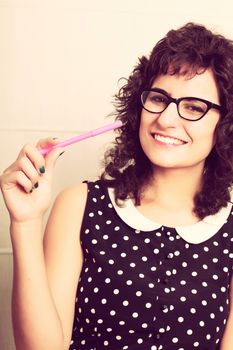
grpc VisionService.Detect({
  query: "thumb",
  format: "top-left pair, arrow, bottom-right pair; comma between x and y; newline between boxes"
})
44,147 -> 64,174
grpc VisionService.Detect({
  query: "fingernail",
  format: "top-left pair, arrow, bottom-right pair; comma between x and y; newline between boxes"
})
29,188 -> 33,193
59,151 -> 65,157
39,166 -> 45,174
34,182 -> 39,189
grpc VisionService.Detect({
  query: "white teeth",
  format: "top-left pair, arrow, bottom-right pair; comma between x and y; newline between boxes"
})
154,134 -> 185,145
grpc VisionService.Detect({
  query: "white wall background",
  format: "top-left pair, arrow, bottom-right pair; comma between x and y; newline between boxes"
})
1,1 -> 233,348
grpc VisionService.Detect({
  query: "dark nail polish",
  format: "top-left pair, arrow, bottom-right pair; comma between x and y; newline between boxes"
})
34,182 -> 39,189
29,188 -> 33,193
39,166 -> 45,174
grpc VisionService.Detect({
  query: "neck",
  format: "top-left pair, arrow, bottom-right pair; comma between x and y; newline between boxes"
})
142,166 -> 203,211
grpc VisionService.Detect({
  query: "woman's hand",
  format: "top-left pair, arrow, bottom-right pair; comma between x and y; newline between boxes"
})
0,138 -> 62,223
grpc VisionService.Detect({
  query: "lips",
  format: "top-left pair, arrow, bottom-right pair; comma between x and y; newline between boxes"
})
152,133 -> 187,145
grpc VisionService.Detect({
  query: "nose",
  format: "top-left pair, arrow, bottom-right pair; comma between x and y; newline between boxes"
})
156,101 -> 181,128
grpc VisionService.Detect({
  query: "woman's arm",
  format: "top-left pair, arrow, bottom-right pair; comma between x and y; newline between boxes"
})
220,276 -> 233,349
0,140 -> 87,350
43,183 -> 87,348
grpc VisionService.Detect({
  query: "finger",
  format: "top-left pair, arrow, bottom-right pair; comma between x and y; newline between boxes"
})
2,170 -> 33,194
18,144 -> 46,175
18,156 -> 41,187
16,171 -> 34,193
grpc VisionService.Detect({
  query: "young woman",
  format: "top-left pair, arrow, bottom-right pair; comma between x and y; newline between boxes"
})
1,22 -> 233,350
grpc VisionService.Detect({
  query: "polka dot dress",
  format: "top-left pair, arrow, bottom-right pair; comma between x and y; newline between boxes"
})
69,181 -> 233,350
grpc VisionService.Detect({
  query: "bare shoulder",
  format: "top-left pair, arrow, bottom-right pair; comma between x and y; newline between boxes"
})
44,181 -> 88,253
54,182 -> 88,212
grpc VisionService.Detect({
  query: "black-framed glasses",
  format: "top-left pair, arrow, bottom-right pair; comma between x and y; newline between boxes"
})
141,88 -> 222,121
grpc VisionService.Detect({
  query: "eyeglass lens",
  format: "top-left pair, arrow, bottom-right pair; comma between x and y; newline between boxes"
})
141,91 -> 209,120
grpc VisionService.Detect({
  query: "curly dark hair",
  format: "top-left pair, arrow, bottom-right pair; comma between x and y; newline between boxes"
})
100,22 -> 233,219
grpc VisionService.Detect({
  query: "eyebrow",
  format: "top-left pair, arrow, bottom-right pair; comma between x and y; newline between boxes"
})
150,87 -> 171,96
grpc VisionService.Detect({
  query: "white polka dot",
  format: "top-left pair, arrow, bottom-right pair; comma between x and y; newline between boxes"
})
187,329 -> 193,335
145,302 -> 152,308
132,312 -> 139,318
142,323 -> 148,328
172,337 -> 178,343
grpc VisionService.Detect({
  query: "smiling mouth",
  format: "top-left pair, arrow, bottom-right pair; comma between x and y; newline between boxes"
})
153,133 -> 187,145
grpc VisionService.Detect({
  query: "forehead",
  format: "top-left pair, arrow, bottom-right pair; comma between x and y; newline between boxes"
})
151,69 -> 220,103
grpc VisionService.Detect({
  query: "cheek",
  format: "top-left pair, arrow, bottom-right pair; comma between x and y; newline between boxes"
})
188,117 -> 219,145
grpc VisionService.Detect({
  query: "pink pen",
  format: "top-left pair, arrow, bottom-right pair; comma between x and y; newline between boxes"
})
40,120 -> 123,156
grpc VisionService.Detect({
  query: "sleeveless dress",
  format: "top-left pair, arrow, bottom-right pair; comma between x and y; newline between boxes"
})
69,180 -> 233,350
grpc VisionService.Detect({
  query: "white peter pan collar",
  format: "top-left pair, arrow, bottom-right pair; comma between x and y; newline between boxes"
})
108,188 -> 233,244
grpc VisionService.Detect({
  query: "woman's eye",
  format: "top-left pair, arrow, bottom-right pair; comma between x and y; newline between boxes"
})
150,94 -> 167,103
183,102 -> 205,114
